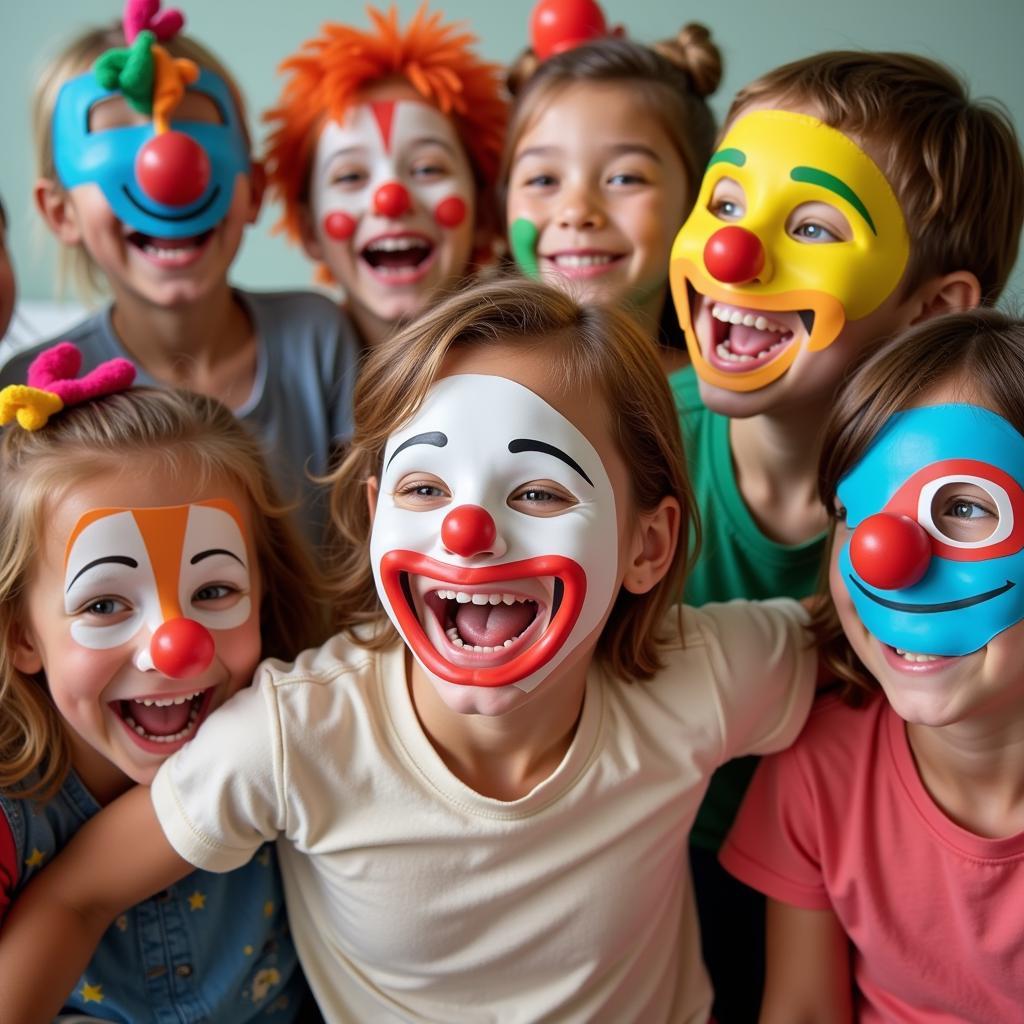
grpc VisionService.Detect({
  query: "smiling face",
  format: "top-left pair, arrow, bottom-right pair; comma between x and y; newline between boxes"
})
305,84 -> 477,341
15,469 -> 261,797
370,368 -> 621,709
670,108 -> 910,401
832,400 -> 1024,726
507,82 -> 689,323
51,67 -> 254,304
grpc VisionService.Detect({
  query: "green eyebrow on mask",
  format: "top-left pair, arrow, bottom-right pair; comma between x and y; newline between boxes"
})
707,148 -> 746,170
510,218 -> 540,279
790,166 -> 877,234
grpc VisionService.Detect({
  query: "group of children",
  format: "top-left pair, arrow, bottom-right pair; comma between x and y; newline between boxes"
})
0,0 -> 1021,1021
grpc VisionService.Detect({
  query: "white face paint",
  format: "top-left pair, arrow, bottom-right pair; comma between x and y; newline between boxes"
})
64,501 -> 252,661
370,374 -> 619,694
309,99 -> 476,320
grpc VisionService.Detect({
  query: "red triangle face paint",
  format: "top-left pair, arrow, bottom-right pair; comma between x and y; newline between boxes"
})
370,100 -> 397,154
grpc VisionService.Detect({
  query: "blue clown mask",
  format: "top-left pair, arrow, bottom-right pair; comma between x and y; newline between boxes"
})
52,67 -> 250,239
837,404 -> 1024,657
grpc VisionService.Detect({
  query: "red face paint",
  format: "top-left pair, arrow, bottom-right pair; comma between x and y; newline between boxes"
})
323,211 -> 356,241
434,195 -> 467,229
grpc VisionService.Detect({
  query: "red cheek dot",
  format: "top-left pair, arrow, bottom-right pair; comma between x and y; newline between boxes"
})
135,131 -> 211,207
150,618 -> 215,679
434,196 -> 467,229
323,211 -> 356,241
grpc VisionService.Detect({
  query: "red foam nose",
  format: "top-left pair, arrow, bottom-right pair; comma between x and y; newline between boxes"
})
849,513 -> 932,590
442,504 -> 497,557
135,131 -> 211,207
530,0 -> 608,60
703,226 -> 765,284
150,617 -> 215,679
374,182 -> 411,219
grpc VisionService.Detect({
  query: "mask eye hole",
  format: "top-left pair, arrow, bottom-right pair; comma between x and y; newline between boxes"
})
920,476 -> 1011,547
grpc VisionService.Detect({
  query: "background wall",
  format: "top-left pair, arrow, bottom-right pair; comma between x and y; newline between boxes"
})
2,0 -> 1022,327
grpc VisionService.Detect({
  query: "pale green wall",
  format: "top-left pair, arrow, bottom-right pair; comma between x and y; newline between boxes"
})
2,0 -> 1022,306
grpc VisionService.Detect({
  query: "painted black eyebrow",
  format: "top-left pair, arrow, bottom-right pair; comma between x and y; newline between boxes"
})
386,431 -> 448,470
190,548 -> 246,567
66,555 -> 138,592
508,439 -> 593,487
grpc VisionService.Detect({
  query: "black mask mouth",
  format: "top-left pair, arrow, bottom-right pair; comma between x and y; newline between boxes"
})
849,574 -> 1015,613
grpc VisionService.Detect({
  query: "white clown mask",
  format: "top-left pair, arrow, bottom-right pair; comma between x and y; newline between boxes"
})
310,98 -> 475,270
370,374 -> 620,693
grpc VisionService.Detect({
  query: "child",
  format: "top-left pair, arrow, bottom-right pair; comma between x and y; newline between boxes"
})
0,278 -> 816,1024
722,309 -> 1024,1022
0,344 -> 329,1019
264,5 -> 507,350
0,197 -> 15,342
0,1 -> 360,548
667,51 -> 1024,1019
503,9 -> 721,370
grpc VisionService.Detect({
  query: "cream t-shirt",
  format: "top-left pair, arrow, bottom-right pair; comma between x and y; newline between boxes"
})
152,599 -> 815,1023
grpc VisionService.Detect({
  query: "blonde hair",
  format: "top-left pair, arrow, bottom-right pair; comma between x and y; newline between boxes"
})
0,387 -> 329,801
502,27 -> 722,214
726,52 -> 1024,303
32,21 -> 251,299
328,277 -> 697,681
813,309 -> 1024,703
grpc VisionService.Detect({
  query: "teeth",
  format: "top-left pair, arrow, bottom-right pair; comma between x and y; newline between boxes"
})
135,691 -> 202,708
711,303 -> 787,333
436,590 -> 532,606
894,649 -> 942,663
142,243 -> 198,260
552,253 -> 615,268
122,702 -> 201,743
366,237 -> 428,253
471,593 -> 490,605
455,592 -> 472,604
715,338 -> 787,364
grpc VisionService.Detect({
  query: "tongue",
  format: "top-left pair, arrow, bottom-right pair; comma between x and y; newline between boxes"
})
455,602 -> 536,647
727,323 -> 790,357
126,699 -> 193,737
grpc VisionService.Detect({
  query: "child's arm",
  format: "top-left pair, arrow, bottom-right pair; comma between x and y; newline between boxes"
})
0,786 -> 192,1024
759,899 -> 853,1024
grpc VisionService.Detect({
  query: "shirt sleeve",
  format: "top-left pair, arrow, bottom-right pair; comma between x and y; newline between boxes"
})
719,742 -> 832,910
150,666 -> 286,874
0,807 -> 18,924
694,598 -> 816,761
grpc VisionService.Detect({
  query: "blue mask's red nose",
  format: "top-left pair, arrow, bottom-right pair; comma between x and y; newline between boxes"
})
849,512 -> 932,590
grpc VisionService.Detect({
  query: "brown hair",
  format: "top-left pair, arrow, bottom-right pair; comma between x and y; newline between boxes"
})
726,52 -> 1024,304
502,27 -> 722,213
328,277 -> 698,681
32,22 -> 250,298
814,308 -> 1024,702
0,387 -> 330,801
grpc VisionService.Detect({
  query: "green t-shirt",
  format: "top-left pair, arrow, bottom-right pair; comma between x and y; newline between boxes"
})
670,364 -> 826,850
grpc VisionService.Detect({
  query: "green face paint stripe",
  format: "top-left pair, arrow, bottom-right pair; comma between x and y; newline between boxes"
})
510,217 -> 540,279
707,148 -> 745,170
790,166 -> 877,235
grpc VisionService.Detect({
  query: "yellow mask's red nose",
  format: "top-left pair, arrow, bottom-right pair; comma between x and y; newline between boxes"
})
703,226 -> 765,285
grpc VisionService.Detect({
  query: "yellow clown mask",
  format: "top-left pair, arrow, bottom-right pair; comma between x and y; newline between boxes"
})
670,110 -> 910,392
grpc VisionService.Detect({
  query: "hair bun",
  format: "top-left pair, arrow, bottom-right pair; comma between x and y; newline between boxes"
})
653,22 -> 722,98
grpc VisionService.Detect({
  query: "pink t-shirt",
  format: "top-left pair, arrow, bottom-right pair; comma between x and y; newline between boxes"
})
721,694 -> 1024,1023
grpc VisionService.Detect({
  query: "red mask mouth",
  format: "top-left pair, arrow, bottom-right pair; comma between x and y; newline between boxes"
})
378,550 -> 587,687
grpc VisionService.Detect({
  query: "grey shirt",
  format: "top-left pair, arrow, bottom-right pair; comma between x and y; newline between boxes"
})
0,289 -> 360,549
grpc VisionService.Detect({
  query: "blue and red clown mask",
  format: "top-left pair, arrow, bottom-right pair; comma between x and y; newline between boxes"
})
837,404 -> 1024,657
52,6 -> 249,240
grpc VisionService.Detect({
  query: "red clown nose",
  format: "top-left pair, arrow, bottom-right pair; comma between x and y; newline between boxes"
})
150,617 -> 215,679
135,131 -> 211,207
703,226 -> 765,284
374,182 -> 411,218
442,505 -> 497,557
849,513 -> 932,590
530,0 -> 608,60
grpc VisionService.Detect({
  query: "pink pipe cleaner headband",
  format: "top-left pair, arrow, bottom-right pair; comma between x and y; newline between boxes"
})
0,343 -> 136,431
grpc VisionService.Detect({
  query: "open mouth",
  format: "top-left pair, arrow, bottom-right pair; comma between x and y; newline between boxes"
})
126,228 -> 214,268
695,287 -> 813,373
849,574 -> 1015,613
361,234 -> 435,281
379,551 -> 585,687
541,250 -> 625,279
112,686 -> 215,752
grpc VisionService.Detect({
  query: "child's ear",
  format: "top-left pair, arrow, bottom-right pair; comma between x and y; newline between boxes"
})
908,270 -> 983,324
298,203 -> 325,263
622,496 -> 680,595
34,178 -> 82,245
366,475 -> 380,520
246,160 -> 266,225
10,623 -> 43,676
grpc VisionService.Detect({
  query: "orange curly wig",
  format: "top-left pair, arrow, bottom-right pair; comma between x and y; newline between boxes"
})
264,4 -> 508,246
